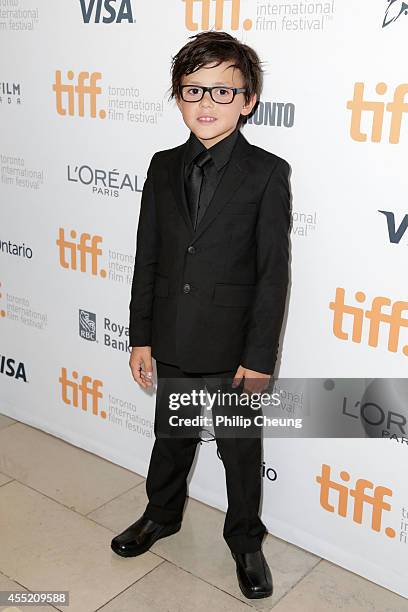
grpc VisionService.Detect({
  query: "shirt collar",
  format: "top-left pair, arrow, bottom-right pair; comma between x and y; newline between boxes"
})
184,127 -> 240,171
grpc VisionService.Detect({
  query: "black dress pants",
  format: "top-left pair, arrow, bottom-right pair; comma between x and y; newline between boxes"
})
143,359 -> 267,553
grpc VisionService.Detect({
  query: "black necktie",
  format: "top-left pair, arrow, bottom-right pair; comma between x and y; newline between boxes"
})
186,149 -> 212,230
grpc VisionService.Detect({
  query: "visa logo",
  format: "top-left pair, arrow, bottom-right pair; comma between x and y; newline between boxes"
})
79,0 -> 135,24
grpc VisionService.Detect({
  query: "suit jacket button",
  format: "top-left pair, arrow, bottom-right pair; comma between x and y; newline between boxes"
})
183,283 -> 191,293
187,245 -> 195,254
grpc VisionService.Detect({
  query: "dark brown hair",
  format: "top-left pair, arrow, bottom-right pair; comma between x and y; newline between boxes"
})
167,30 -> 264,129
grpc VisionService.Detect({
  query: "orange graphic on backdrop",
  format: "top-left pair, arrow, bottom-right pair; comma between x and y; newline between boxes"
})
52,70 -> 106,119
316,464 -> 395,537
56,228 -> 106,277
347,82 -> 408,144
59,367 -> 105,419
329,287 -> 408,356
183,0 -> 252,31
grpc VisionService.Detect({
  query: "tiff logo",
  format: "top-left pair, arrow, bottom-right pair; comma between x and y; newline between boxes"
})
379,210 -> 408,244
383,0 -> 408,27
184,0 -> 252,31
329,287 -> 408,357
56,228 -> 107,278
316,464 -> 395,537
79,0 -> 135,23
347,82 -> 408,144
52,71 -> 106,119
59,367 -> 105,418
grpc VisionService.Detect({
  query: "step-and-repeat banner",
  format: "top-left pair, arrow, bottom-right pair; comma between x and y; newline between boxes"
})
1,0 -> 407,599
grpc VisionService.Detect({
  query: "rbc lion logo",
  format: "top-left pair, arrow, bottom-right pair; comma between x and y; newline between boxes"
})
79,309 -> 96,341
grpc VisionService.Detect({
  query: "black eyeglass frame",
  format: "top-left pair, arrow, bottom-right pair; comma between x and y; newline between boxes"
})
179,85 -> 247,104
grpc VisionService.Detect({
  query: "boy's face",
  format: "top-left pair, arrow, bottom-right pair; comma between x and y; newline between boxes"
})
175,60 -> 257,148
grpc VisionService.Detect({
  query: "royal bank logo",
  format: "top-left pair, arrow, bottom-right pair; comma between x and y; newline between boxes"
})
79,309 -> 96,341
316,464 -> 395,539
383,0 -> 408,27
78,309 -> 131,351
79,0 -> 136,23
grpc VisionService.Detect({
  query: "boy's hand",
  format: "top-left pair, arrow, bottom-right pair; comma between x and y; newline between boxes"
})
232,365 -> 270,394
129,346 -> 154,389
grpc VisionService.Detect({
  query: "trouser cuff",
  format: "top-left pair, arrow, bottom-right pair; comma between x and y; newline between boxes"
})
224,532 -> 266,553
143,503 -> 183,526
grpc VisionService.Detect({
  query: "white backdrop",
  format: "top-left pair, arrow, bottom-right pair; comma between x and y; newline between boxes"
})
1,0 -> 407,599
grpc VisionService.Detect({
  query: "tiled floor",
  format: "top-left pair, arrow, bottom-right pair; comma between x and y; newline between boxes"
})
0,415 -> 407,612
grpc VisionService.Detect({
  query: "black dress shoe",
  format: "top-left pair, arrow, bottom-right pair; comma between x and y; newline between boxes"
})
111,514 -> 181,557
232,550 -> 273,599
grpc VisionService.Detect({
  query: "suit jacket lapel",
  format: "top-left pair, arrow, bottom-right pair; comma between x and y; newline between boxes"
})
168,141 -> 193,233
167,130 -> 253,243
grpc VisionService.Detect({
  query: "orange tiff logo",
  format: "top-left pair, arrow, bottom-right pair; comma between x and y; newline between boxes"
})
316,464 -> 395,537
59,367 -> 105,419
183,0 -> 252,31
347,82 -> 408,144
52,70 -> 106,119
329,287 -> 408,357
56,228 -> 107,278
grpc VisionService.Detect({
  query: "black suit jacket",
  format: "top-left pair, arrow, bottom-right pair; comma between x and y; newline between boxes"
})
129,129 -> 291,375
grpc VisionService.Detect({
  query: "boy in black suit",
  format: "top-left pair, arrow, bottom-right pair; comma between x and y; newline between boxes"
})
111,31 -> 291,600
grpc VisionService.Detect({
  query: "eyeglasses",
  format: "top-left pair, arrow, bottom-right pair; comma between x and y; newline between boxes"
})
179,85 -> 247,104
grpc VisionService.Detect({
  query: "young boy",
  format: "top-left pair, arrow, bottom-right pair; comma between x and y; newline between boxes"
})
111,30 -> 291,600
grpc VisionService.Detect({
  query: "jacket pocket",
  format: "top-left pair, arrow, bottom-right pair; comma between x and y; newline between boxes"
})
213,283 -> 256,307
222,201 -> 258,215
154,275 -> 169,297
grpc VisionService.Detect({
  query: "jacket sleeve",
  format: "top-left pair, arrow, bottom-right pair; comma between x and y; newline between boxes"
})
240,158 -> 291,375
128,153 -> 158,347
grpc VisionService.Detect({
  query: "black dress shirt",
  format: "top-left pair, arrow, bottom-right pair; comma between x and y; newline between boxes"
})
184,127 -> 240,228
